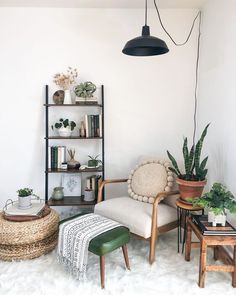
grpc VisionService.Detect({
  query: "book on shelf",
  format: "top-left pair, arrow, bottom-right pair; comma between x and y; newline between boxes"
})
191,215 -> 236,236
86,175 -> 102,199
49,146 -> 66,169
84,114 -> 102,138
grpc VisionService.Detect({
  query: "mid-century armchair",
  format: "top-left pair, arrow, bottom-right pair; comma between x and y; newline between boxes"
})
95,159 -> 179,264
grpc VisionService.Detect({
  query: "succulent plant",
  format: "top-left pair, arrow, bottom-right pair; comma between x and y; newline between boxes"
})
74,81 -> 96,98
17,188 -> 33,197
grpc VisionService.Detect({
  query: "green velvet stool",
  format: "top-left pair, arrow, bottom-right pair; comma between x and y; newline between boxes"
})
60,213 -> 130,289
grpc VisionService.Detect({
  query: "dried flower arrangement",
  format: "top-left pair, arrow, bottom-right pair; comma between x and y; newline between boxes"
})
53,67 -> 78,90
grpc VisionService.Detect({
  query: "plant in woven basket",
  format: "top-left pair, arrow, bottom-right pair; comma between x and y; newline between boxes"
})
53,67 -> 78,90
74,81 -> 96,99
166,124 -> 210,203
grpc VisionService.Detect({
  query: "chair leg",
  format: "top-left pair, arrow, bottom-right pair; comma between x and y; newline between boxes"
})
100,256 -> 105,289
122,244 -> 130,270
149,228 -> 158,265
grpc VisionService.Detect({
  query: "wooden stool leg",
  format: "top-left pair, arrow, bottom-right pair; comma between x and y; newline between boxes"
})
213,246 -> 219,261
185,219 -> 192,261
122,244 -> 130,270
233,246 -> 236,287
100,256 -> 105,289
198,241 -> 207,288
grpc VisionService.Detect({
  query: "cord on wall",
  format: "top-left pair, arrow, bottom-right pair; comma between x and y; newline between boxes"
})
153,0 -> 202,146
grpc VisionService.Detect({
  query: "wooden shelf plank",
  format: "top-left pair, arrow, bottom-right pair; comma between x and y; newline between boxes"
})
46,136 -> 103,139
46,167 -> 103,173
48,196 -> 96,207
44,103 -> 102,107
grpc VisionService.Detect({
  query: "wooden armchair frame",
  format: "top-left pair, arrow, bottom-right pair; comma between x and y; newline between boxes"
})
97,179 -> 179,264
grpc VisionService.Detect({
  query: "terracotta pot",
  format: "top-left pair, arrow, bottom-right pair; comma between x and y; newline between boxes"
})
176,178 -> 207,203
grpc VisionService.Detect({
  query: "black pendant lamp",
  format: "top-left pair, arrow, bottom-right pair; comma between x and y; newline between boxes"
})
122,0 -> 169,56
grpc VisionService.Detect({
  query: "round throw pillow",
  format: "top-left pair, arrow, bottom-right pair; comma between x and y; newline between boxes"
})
127,160 -> 174,203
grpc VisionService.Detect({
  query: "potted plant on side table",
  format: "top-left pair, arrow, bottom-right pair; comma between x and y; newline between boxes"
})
17,188 -> 37,209
193,182 -> 236,226
167,124 -> 210,203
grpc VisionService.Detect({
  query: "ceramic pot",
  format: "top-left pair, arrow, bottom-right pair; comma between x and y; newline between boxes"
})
58,127 -> 72,137
63,89 -> 72,104
208,211 -> 226,226
84,189 -> 95,202
176,178 -> 207,203
53,90 -> 64,104
51,187 -> 64,200
88,159 -> 99,168
18,195 -> 32,209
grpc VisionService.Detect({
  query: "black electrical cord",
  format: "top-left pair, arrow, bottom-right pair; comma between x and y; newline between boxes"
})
153,0 -> 201,146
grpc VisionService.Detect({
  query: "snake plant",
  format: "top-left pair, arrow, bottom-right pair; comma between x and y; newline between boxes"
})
74,81 -> 96,98
167,124 -> 210,181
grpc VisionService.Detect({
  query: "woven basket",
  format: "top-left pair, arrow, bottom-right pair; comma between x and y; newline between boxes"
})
0,231 -> 58,261
0,209 -> 59,261
0,209 -> 59,245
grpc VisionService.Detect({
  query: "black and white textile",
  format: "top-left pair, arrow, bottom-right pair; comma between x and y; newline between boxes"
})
57,213 -> 121,280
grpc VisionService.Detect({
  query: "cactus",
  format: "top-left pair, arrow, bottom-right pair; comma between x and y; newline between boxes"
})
167,124 -> 210,181
74,81 -> 96,98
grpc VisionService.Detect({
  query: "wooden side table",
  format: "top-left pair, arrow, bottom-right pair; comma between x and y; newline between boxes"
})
185,217 -> 236,288
176,199 -> 204,253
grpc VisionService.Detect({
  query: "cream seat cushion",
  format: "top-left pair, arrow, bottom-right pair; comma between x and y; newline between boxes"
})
94,197 -> 177,239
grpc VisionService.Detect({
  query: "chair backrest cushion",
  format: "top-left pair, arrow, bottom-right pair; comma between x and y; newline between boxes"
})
127,160 -> 174,203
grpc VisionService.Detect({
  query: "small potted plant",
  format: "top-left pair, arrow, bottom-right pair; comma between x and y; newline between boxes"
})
88,155 -> 102,168
74,81 -> 96,103
53,67 -> 78,104
17,188 -> 35,209
193,183 -> 236,226
52,118 -> 76,137
167,124 -> 210,203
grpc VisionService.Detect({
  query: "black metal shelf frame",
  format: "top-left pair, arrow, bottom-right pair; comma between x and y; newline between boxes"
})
44,85 -> 105,205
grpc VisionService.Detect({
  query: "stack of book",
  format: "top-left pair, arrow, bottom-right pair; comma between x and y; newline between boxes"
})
192,215 -> 236,236
86,175 -> 102,198
48,146 -> 66,169
84,114 -> 102,137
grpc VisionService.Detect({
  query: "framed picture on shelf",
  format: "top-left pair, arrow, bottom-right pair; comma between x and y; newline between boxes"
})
61,174 -> 81,197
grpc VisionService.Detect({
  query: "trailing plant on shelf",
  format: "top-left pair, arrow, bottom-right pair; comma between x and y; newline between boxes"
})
167,124 -> 210,202
74,81 -> 96,99
192,183 -> 236,226
53,67 -> 78,90
88,155 -> 102,168
51,118 -> 76,137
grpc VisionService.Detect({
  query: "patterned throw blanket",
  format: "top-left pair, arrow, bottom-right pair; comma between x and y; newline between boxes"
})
57,213 -> 121,280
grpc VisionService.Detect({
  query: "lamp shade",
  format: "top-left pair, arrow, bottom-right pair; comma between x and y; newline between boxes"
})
122,25 -> 169,57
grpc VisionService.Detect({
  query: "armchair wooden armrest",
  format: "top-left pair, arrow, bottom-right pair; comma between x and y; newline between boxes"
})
97,179 -> 128,203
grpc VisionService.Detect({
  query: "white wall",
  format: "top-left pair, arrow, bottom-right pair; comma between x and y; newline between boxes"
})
0,7 -> 199,208
199,0 -> 236,224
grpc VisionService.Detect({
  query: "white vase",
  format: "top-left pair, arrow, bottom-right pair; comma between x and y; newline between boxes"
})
208,211 -> 226,226
64,89 -> 72,104
18,195 -> 32,209
58,127 -> 72,137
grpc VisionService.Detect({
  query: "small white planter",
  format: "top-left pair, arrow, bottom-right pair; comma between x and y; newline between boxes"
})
63,89 -> 72,104
18,195 -> 32,209
84,190 -> 95,202
58,127 -> 72,137
208,211 -> 226,226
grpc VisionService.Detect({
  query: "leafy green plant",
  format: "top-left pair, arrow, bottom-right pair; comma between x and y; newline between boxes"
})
192,183 -> 236,215
167,124 -> 210,181
74,81 -> 96,98
51,118 -> 76,131
17,188 -> 33,197
88,155 -> 102,167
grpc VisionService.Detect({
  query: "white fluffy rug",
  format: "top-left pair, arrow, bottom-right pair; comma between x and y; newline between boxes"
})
0,230 -> 235,295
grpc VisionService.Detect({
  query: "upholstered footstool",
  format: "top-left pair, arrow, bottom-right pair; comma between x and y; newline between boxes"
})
60,214 -> 130,289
